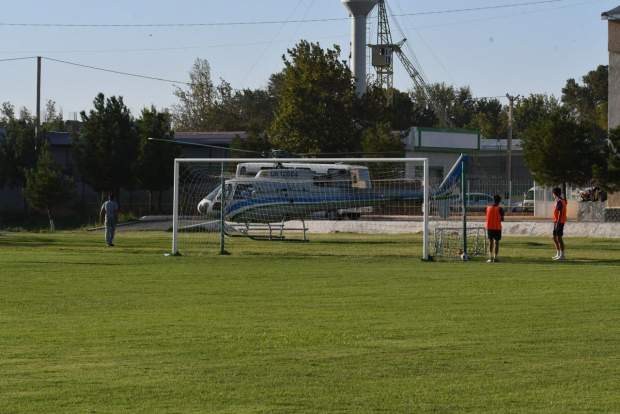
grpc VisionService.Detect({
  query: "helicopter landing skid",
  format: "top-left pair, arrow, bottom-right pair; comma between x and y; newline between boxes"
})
222,219 -> 308,242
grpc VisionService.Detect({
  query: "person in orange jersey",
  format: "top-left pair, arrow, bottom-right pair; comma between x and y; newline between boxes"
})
485,195 -> 505,263
552,187 -> 567,261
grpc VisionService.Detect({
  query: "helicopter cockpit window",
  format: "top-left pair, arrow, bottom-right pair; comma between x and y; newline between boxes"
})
327,169 -> 351,188
206,185 -> 221,201
217,184 -> 233,200
352,169 -> 370,189
234,184 -> 254,199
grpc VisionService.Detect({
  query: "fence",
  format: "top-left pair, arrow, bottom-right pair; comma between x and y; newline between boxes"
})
466,179 -> 534,216
3,179 -> 582,220
0,183 -> 175,217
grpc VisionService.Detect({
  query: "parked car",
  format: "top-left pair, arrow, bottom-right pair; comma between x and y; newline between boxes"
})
513,187 -> 534,212
452,193 -> 506,212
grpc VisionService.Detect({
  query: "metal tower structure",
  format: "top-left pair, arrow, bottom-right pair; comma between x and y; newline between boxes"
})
368,0 -> 455,128
371,0 -> 394,104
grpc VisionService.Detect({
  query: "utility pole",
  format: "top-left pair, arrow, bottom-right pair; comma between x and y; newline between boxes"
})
35,56 -> 41,145
506,93 -> 520,201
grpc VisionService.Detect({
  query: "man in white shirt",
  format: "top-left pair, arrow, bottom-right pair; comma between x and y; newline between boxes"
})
100,193 -> 119,246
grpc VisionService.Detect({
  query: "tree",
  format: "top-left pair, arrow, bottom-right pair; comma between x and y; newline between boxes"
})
2,116 -> 39,189
562,65 -> 608,130
233,88 -> 278,132
0,140 -> 7,188
391,89 -> 415,131
409,84 -> 443,128
267,71 -> 286,105
0,111 -> 39,216
360,123 -> 405,155
408,84 -> 478,129
135,106 -> 181,214
594,126 -> 620,193
358,85 -> 394,130
72,93 -> 139,202
467,98 -> 507,139
512,94 -> 560,139
173,59 -> 285,133
23,142 -> 76,228
172,58 -> 245,131
230,125 -> 271,157
1,102 -> 15,123
41,100 -> 66,132
268,41 -> 359,154
521,107 -> 604,190
172,58 -> 216,131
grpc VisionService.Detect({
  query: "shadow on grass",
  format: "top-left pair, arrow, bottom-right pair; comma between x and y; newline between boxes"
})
484,257 -> 620,267
14,261 -> 126,266
0,237 -> 57,245
309,240 -> 406,245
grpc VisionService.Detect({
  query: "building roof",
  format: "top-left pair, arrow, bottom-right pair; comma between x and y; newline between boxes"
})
602,6 -> 620,20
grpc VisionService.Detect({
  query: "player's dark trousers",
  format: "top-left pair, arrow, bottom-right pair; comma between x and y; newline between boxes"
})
105,218 -> 117,245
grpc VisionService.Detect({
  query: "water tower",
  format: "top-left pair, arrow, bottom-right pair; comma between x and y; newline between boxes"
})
342,0 -> 378,94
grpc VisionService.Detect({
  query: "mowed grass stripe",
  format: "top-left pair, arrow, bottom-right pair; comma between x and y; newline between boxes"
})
1,232 -> 619,412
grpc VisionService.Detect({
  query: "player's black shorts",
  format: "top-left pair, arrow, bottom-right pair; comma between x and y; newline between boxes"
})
487,230 -> 502,241
553,223 -> 564,237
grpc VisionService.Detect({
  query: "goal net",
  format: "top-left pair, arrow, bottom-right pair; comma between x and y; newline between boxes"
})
432,227 -> 487,262
172,157 -> 465,260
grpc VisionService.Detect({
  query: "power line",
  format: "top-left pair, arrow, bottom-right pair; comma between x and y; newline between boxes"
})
0,0 -> 599,56
0,56 -> 37,62
238,0 -> 306,88
271,0 -> 318,75
0,54 -> 510,100
0,35 -> 351,55
412,0 -> 606,30
391,0 -> 456,86
0,1 -> 565,28
42,57 -> 190,85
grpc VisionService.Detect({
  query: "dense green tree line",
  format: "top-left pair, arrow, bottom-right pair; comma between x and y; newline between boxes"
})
0,97 -> 180,226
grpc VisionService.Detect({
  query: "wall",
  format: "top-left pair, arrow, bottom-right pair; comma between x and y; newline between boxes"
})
578,202 -> 606,222
608,20 -> 620,207
610,52 -> 620,130
605,208 -> 620,222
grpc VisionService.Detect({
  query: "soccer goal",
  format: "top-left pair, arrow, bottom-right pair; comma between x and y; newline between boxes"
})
433,227 -> 487,261
172,157 -> 461,260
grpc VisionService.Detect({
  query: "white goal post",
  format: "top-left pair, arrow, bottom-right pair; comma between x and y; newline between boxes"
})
172,157 -> 431,260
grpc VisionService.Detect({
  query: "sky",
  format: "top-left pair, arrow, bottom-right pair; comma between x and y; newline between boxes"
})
0,0 -> 617,119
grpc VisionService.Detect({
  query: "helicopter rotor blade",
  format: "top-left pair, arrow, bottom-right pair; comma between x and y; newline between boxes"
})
147,137 -> 265,155
295,150 -> 405,156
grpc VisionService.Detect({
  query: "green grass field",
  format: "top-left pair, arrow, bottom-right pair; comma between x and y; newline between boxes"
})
1,231 -> 620,412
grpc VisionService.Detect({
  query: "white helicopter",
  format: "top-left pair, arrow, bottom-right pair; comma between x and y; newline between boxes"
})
196,154 -> 468,224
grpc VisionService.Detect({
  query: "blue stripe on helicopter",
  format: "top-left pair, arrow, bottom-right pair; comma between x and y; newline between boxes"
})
225,193 -> 422,214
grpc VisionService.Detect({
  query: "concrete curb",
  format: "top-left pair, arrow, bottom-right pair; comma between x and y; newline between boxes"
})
287,220 -> 620,238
